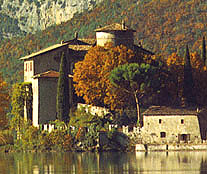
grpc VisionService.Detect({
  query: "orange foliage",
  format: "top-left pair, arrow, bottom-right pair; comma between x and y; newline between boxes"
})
166,51 -> 207,106
0,75 -> 9,129
73,44 -> 136,110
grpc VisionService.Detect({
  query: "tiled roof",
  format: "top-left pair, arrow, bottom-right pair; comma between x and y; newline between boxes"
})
20,38 -> 95,60
95,23 -> 136,32
67,38 -> 95,51
33,70 -> 73,79
68,44 -> 93,51
20,43 -> 69,60
143,106 -> 198,116
65,38 -> 95,45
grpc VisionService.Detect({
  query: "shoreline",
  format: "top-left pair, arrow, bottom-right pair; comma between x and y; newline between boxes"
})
135,143 -> 207,152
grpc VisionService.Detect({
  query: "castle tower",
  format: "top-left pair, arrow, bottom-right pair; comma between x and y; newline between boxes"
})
95,21 -> 135,48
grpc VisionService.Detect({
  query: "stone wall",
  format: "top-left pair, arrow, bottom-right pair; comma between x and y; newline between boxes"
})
141,115 -> 201,144
136,143 -> 207,151
96,31 -> 134,47
77,103 -> 110,116
32,78 -> 39,127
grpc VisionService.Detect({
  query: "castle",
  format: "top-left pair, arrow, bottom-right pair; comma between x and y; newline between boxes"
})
20,22 -> 153,127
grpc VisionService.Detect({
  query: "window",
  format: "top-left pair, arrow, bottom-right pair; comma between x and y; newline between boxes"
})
25,63 -> 27,72
160,132 -> 166,138
159,119 -> 162,124
178,134 -> 190,142
181,119 -> 184,124
30,62 -> 32,71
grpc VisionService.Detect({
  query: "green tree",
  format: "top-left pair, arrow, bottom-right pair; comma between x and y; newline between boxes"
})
183,45 -> 196,106
109,63 -> 161,127
10,82 -> 32,132
11,82 -> 32,119
202,36 -> 207,66
56,52 -> 69,123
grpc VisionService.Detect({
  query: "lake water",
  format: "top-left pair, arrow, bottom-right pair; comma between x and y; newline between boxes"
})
0,151 -> 207,174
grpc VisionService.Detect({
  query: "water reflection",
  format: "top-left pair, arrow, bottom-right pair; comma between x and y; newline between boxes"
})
1,151 -> 207,173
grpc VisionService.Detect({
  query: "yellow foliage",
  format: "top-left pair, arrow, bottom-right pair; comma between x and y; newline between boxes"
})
190,52 -> 204,70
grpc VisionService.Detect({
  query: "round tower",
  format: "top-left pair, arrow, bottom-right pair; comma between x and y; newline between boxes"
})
95,21 -> 135,48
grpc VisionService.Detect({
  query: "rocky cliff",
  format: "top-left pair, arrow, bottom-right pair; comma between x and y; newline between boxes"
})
0,0 -> 102,34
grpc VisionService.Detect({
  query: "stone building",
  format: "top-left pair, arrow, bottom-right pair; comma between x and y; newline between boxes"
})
20,22 -> 153,127
141,106 -> 207,144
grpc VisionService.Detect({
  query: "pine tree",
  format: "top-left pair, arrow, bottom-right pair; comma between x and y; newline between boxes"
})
56,52 -> 70,123
183,45 -> 196,106
202,36 -> 207,66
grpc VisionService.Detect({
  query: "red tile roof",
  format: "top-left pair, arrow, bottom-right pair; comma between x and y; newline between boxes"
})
95,23 -> 135,32
33,70 -> 73,79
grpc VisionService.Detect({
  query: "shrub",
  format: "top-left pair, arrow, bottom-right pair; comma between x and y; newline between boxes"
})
0,130 -> 14,146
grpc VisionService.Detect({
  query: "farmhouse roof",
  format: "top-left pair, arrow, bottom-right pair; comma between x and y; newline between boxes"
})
33,70 -> 73,79
143,106 -> 198,116
20,43 -> 69,60
95,23 -> 136,32
20,38 -> 95,60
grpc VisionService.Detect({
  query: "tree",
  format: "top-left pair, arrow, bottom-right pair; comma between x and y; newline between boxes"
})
73,44 -> 136,110
0,75 -> 9,129
11,82 -> 32,131
202,36 -> 207,66
166,49 -> 207,107
56,52 -> 69,123
109,63 -> 161,127
183,45 -> 196,106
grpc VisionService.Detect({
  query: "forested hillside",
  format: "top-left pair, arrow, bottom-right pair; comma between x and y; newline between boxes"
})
0,0 -> 207,87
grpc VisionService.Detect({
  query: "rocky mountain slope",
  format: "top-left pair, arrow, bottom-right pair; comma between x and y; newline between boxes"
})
0,0 -> 102,36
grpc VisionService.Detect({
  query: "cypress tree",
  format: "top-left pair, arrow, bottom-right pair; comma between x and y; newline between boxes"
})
183,45 -> 196,106
56,52 -> 70,123
202,36 -> 207,66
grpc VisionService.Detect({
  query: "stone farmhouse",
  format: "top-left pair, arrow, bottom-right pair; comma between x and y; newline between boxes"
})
20,22 -> 153,127
141,106 -> 207,144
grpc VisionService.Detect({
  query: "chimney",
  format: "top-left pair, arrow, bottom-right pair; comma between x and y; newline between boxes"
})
138,42 -> 142,48
61,40 -> 64,44
122,20 -> 126,30
75,31 -> 78,39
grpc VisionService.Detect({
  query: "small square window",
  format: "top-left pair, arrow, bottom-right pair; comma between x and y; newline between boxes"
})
160,132 -> 166,138
159,119 -> 162,124
181,119 -> 184,124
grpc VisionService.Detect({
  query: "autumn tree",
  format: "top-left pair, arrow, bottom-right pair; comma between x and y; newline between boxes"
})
190,52 -> 207,106
56,52 -> 69,123
165,53 -> 184,105
73,44 -> 137,110
0,75 -> 9,129
166,48 -> 207,107
109,63 -> 161,127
